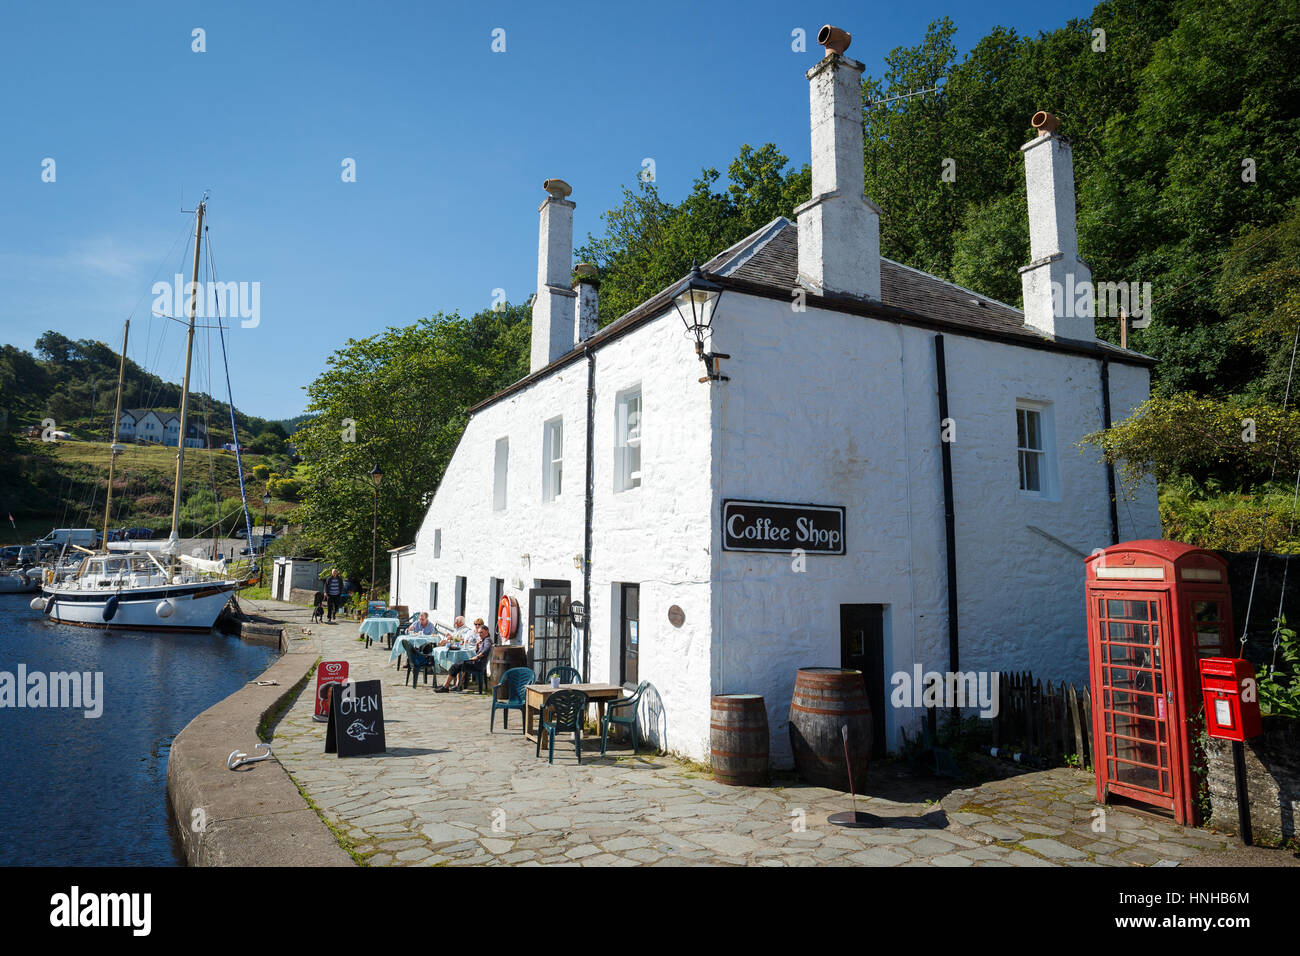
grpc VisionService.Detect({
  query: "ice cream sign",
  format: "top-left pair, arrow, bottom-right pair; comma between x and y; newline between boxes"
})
721,499 -> 846,555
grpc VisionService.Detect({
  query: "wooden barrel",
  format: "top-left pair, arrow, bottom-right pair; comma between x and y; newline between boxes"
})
788,667 -> 872,791
710,695 -> 769,786
490,645 -> 528,698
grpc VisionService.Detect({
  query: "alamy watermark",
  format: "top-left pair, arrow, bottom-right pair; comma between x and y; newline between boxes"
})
0,665 -> 103,718
151,274 -> 261,328
1051,275 -> 1152,326
891,665 -> 999,718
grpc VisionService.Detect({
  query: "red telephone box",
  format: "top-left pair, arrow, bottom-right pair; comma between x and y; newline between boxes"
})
1084,541 -> 1233,825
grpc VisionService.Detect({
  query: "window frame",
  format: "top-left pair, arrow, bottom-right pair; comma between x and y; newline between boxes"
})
493,436 -> 509,511
615,387 -> 643,493
1016,399 -> 1057,500
542,416 -> 563,502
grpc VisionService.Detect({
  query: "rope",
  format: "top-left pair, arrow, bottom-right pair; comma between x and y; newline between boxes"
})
205,227 -> 256,546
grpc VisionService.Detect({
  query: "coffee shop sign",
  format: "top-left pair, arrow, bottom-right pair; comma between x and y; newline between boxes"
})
722,500 -> 845,555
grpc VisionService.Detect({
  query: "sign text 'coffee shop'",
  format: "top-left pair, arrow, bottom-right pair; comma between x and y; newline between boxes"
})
721,500 -> 846,555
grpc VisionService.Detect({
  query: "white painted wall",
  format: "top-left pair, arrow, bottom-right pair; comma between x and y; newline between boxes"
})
708,293 -> 1158,767
404,288 -> 1157,766
406,305 -> 716,755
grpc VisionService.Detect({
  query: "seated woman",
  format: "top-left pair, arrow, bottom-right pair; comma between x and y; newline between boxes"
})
435,622 -> 493,692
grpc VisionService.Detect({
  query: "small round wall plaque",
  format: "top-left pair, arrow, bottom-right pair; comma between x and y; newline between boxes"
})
668,605 -> 685,628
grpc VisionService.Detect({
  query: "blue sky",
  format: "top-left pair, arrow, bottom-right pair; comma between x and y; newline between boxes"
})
0,0 -> 1095,420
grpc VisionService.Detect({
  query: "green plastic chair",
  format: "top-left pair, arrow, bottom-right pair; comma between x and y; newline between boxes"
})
545,665 -> 583,685
537,689 -> 588,765
601,681 -> 650,756
490,667 -> 534,732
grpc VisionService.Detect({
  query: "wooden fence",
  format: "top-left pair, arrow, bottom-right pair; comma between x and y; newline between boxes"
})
990,671 -> 1095,768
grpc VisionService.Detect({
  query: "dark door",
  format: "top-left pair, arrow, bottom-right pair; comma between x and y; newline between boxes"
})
528,586 -> 572,681
455,576 -> 467,619
840,604 -> 886,758
489,578 -> 504,639
620,584 -> 640,688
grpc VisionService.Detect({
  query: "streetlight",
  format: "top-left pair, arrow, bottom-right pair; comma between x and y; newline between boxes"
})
369,464 -> 383,601
259,492 -> 271,586
670,262 -> 728,381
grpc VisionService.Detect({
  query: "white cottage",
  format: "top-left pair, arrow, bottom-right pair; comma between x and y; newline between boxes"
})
396,30 -> 1159,766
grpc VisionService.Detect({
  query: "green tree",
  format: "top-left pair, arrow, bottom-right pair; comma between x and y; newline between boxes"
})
576,144 -> 809,326
292,304 -> 529,581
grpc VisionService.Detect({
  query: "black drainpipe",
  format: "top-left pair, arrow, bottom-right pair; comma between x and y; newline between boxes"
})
1099,358 -> 1120,545
934,335 -> 959,727
582,348 -> 595,682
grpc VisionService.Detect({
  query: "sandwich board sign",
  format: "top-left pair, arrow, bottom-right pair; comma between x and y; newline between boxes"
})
313,660 -> 349,722
324,679 -> 386,757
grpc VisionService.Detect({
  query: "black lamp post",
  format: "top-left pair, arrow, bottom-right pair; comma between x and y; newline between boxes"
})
671,263 -> 728,381
259,492 -> 271,586
369,464 -> 383,601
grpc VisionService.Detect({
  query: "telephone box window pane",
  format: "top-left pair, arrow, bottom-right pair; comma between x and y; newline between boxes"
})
1111,645 -> 1155,669
1112,691 -> 1157,719
1193,601 -> 1220,622
1109,622 -> 1152,643
1107,599 -> 1147,620
1115,762 -> 1160,790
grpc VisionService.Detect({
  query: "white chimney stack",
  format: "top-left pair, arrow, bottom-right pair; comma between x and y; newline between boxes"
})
1018,112 -> 1094,341
531,178 -> 578,371
796,25 -> 881,301
572,262 -> 599,345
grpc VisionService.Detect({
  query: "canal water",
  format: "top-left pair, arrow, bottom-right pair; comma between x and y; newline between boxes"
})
0,594 -> 280,865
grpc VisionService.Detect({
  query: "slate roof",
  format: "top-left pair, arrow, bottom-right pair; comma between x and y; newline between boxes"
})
702,217 -> 1149,362
469,216 -> 1151,414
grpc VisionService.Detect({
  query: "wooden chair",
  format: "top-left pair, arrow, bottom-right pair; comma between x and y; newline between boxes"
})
537,689 -> 589,765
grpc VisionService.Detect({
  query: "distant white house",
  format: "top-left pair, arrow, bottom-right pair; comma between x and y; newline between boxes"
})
119,408 -> 206,448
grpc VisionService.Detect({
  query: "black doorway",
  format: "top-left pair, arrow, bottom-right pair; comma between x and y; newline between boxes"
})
619,583 -> 640,688
840,604 -> 886,758
527,585 -> 572,681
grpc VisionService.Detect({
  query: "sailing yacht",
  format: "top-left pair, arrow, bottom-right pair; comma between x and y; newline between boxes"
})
34,199 -> 246,631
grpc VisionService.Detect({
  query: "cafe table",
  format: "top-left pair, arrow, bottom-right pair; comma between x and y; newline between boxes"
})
524,683 -> 624,747
358,616 -> 399,649
389,635 -> 433,668
433,647 -> 471,675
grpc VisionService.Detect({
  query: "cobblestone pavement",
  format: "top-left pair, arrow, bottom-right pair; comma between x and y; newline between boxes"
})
252,600 -> 1240,867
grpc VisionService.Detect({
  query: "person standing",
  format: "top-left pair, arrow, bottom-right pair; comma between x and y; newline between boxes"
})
323,568 -> 344,623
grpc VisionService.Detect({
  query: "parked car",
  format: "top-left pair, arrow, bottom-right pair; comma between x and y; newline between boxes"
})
233,527 -> 247,538
105,528 -> 127,542
124,527 -> 154,540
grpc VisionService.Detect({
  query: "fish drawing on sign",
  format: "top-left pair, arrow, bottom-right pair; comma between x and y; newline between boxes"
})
346,720 -> 377,742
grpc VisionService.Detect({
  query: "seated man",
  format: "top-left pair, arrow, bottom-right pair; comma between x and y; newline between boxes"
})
435,622 -> 493,692
408,611 -> 435,638
440,615 -> 469,646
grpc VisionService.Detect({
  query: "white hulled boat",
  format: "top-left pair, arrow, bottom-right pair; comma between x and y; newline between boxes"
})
35,198 -> 245,631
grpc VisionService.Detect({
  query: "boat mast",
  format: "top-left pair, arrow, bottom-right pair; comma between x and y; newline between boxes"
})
169,200 -> 205,551
101,319 -> 129,547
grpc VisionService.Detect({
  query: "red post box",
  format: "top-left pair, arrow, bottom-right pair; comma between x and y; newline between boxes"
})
1084,541 -> 1234,825
1198,657 -> 1262,742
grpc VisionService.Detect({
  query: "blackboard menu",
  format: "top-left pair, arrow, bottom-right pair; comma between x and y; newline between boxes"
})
324,680 -> 386,757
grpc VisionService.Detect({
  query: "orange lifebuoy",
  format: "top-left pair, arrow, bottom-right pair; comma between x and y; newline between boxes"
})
497,595 -> 519,642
